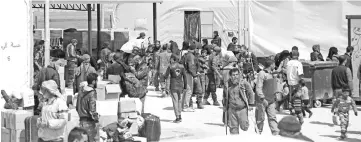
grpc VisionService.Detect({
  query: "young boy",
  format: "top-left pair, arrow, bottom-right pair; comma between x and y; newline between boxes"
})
290,87 -> 304,124
276,77 -> 289,111
68,127 -> 89,142
299,79 -> 313,118
162,54 -> 188,123
331,88 -> 358,139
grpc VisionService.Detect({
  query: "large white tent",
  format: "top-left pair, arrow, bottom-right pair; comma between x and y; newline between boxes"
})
109,0 -> 361,60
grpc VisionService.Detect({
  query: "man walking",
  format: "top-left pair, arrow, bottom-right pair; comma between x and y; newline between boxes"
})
162,54 -> 188,123
76,73 -> 100,142
203,46 -> 221,106
183,44 -> 204,111
331,55 -> 353,100
255,59 -> 279,135
157,44 -> 172,97
224,68 -> 255,134
66,39 -> 80,88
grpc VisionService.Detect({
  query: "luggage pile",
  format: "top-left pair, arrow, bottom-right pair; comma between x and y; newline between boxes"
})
98,98 -> 161,142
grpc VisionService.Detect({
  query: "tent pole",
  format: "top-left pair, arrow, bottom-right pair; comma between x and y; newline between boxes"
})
97,4 -> 101,59
87,4 -> 92,56
44,0 -> 50,66
238,0 -> 241,45
153,3 -> 157,44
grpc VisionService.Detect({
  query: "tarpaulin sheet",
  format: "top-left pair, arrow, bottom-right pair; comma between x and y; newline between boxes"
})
249,1 -> 361,59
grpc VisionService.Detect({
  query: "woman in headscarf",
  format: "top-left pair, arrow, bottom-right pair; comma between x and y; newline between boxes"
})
74,54 -> 97,94
37,80 -> 68,142
170,42 -> 180,55
276,50 -> 291,74
326,47 -> 339,63
310,44 -> 324,61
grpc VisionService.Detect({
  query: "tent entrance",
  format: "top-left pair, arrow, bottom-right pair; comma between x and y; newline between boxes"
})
184,11 -> 201,42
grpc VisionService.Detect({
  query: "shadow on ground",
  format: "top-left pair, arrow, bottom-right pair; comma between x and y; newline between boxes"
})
320,135 -> 361,142
310,121 -> 335,127
163,107 -> 174,110
160,119 -> 175,123
204,123 -> 224,127
335,130 -> 361,135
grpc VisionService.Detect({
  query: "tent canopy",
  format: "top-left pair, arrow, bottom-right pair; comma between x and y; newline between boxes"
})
32,0 -> 163,4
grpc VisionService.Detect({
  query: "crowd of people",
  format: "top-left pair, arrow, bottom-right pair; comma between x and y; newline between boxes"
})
31,30 -> 359,141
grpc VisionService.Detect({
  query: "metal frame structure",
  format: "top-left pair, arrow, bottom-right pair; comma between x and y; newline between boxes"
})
32,4 -> 96,11
31,0 -> 162,66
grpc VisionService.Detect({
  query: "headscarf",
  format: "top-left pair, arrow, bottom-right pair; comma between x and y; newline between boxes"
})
41,80 -> 62,99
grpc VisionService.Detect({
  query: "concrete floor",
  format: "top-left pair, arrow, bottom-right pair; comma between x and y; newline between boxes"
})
144,87 -> 361,142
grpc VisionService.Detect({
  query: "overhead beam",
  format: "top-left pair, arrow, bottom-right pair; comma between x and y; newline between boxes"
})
32,0 -> 163,4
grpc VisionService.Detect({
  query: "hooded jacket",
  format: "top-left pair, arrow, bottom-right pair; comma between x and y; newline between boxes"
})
76,85 -> 99,122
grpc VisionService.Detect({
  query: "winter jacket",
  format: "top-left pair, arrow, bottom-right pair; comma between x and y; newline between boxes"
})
157,51 -> 172,74
237,51 -> 259,74
132,61 -> 149,87
226,78 -> 255,110
310,51 -> 324,61
183,52 -> 198,77
162,62 -> 187,91
33,65 -> 60,91
76,86 -> 99,122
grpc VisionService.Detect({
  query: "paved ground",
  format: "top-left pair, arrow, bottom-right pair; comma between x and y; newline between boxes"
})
144,87 -> 361,142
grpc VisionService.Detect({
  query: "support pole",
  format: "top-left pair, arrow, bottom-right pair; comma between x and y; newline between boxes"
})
44,0 -> 50,66
238,0 -> 241,45
87,4 -> 92,56
97,4 -> 101,59
153,3 -> 157,44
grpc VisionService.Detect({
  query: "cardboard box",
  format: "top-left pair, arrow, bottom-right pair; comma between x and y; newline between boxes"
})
133,136 -> 147,142
105,84 -> 121,100
1,127 -> 11,142
98,115 -> 118,128
96,101 -> 118,116
118,98 -> 137,113
10,129 -> 25,142
1,109 -> 12,127
96,81 -> 115,101
5,110 -> 33,130
119,112 -> 138,119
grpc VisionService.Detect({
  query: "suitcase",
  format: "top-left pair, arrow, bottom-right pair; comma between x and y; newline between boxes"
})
140,113 -> 161,142
24,115 -> 40,142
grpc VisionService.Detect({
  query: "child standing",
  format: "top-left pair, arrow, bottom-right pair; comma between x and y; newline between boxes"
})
331,88 -> 358,139
290,87 -> 304,124
299,80 -> 313,118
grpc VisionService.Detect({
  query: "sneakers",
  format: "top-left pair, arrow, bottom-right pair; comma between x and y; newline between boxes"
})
173,118 -> 182,123
340,133 -> 347,140
213,101 -> 220,106
183,108 -> 195,112
309,112 -> 313,118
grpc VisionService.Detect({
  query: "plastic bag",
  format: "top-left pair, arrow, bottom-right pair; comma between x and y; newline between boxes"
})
332,114 -> 340,125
